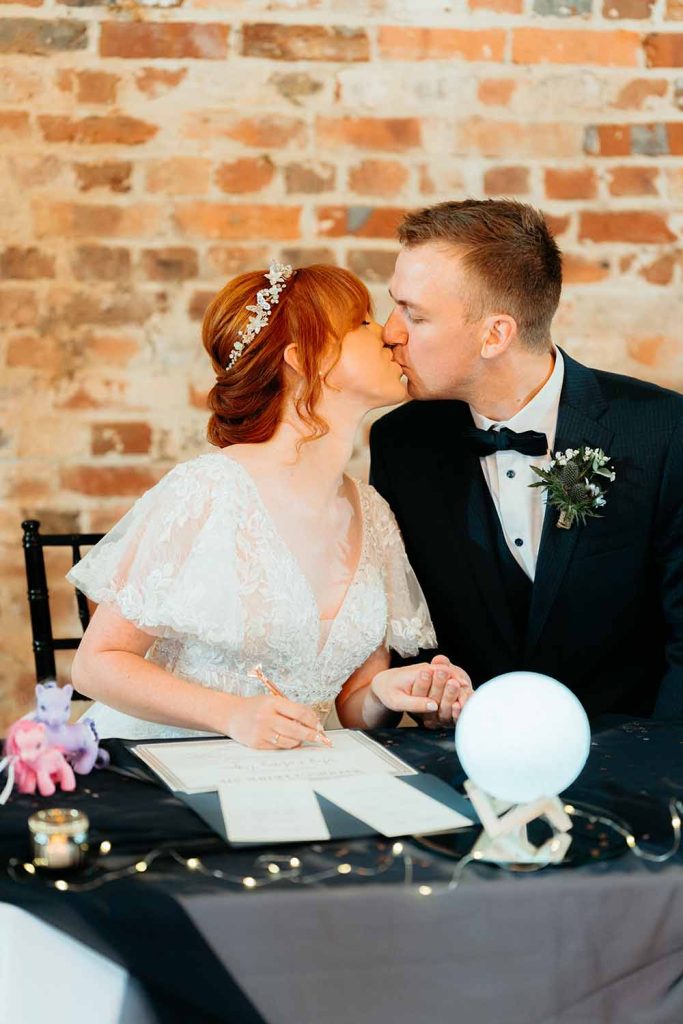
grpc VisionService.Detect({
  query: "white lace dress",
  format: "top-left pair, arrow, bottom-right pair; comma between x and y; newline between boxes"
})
66,452 -> 437,740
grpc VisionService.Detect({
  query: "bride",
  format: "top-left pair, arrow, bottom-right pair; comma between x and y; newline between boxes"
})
68,262 -> 472,748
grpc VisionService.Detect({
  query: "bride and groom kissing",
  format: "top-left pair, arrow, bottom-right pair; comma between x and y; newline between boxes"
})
67,198 -> 683,746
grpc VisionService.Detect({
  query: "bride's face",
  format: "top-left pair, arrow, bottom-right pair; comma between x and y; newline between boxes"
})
324,314 -> 408,409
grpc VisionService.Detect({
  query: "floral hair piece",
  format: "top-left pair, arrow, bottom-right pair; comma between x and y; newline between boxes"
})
225,261 -> 294,371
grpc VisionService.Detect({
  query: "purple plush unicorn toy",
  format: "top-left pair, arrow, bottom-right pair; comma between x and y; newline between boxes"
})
34,682 -> 110,774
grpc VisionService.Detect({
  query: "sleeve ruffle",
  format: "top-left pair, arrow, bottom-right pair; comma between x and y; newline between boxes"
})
66,460 -> 243,646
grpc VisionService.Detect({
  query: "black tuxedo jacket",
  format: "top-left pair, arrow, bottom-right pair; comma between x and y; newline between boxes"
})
369,351 -> 683,720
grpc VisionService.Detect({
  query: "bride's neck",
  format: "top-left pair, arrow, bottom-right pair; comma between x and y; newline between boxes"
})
233,400 -> 364,503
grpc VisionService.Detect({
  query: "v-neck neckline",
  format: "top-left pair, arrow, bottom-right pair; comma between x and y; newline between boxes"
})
218,453 -> 369,657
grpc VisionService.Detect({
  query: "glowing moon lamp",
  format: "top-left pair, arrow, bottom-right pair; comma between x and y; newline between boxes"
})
455,671 -> 591,804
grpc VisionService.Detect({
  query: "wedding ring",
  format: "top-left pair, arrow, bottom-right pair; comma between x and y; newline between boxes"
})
271,733 -> 280,746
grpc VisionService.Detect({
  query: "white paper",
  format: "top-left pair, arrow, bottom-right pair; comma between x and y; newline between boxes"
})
218,781 -> 330,844
314,775 -> 473,838
134,730 -> 415,794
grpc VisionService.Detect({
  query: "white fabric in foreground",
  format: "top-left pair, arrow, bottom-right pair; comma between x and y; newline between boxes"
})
67,453 -> 436,740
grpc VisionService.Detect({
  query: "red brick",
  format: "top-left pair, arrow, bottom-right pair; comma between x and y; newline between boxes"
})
135,67 -> 187,98
348,160 -> 408,197
142,247 -> 198,281
100,22 -> 228,60
484,166 -> 529,195
378,26 -> 505,61
91,422 -> 152,456
607,166 -> 659,196
0,247 -> 55,279
76,70 -> 119,104
6,335 -> 59,370
639,254 -> 675,285
614,78 -> 668,109
74,161 -> 132,193
0,18 -> 87,54
666,0 -> 683,17
317,116 -> 421,152
86,333 -> 141,368
667,123 -> 683,155
512,29 -> 640,67
643,34 -> 683,67
0,111 -> 30,140
562,253 -> 611,284
189,290 -> 216,321
579,211 -> 675,243
146,158 -> 211,195
39,114 -> 157,146
603,0 -> 653,15
242,23 -> 368,61
284,162 -> 335,194
544,213 -> 571,237
72,245 -> 131,281
0,287 -> 38,327
545,168 -> 597,200
49,289 -> 159,327
33,200 -> 160,239
281,247 -> 335,267
587,125 -> 631,156
470,0 -> 523,9
317,206 -> 406,239
174,203 -> 301,241
478,79 -> 517,106
60,466 -> 161,497
185,113 -> 306,149
457,118 -> 579,158
347,249 -> 397,282
189,385 -> 209,411
216,157 -> 275,194
205,247 -> 269,277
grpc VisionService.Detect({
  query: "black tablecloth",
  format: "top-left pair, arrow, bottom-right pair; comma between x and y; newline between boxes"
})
1,718 -> 683,1024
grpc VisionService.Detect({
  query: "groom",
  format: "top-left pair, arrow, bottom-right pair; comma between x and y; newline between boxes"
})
370,199 -> 683,722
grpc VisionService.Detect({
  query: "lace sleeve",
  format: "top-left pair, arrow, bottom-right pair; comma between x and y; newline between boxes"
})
66,457 -> 242,646
364,484 -> 437,657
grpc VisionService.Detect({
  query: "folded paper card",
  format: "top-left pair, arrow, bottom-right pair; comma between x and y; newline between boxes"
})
218,781 -> 331,844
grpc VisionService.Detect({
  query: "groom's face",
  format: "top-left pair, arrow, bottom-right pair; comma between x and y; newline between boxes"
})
384,243 -> 483,400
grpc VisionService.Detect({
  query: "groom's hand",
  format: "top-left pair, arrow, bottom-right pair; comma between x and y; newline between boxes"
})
413,655 -> 473,729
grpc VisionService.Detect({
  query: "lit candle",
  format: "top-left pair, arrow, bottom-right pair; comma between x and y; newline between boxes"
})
28,808 -> 90,871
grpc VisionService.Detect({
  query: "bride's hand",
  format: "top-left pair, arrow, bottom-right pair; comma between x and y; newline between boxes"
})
368,664 -> 440,716
227,695 -> 328,750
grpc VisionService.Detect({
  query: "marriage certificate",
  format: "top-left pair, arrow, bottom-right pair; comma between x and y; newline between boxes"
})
133,729 -> 416,794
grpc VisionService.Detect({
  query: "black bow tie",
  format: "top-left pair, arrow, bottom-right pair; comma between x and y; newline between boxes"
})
462,426 -> 548,458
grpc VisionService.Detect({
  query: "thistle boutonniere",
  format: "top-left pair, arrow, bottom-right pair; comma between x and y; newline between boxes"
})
530,446 -> 616,530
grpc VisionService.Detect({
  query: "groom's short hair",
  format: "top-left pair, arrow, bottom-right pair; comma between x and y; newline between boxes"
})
398,200 -> 562,352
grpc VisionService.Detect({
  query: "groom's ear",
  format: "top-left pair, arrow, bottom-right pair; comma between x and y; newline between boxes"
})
480,315 -> 517,360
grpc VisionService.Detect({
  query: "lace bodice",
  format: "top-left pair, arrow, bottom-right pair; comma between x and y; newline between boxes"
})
67,452 -> 436,740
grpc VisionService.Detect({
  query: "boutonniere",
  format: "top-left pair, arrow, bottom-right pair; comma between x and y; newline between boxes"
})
530,446 -> 616,530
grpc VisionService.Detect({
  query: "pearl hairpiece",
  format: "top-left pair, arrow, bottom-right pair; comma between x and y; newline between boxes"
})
225,260 -> 294,371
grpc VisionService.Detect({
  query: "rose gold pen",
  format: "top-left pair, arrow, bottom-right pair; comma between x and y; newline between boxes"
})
248,665 -> 333,747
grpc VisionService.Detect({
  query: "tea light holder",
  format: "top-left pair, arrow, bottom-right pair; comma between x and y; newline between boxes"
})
28,808 -> 90,871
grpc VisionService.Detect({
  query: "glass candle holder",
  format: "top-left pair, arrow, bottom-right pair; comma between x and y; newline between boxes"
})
28,808 -> 90,871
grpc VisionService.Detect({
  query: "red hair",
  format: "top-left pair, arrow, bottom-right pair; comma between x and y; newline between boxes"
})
203,264 -> 371,448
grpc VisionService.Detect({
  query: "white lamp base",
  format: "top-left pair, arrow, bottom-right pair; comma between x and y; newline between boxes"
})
465,781 -> 573,866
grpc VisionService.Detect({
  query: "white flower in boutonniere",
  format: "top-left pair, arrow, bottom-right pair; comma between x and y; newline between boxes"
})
530,446 -> 616,530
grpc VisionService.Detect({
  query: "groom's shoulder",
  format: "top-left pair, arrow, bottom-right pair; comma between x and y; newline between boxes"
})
588,362 -> 683,425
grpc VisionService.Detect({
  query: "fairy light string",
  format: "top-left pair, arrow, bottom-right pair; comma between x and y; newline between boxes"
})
6,798 -> 682,896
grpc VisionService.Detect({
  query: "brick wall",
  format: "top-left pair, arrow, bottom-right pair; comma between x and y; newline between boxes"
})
1,0 -> 682,726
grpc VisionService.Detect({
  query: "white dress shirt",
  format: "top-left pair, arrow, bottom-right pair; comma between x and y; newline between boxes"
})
469,349 -> 565,581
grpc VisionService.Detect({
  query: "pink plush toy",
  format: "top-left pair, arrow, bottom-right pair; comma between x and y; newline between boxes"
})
1,720 -> 76,802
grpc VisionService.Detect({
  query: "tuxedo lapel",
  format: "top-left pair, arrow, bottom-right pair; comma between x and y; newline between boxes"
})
525,354 -> 614,657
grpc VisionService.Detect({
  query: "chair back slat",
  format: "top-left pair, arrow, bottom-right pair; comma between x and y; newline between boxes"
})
21,519 -> 104,695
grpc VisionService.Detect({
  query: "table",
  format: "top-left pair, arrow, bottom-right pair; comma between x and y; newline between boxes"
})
1,718 -> 683,1024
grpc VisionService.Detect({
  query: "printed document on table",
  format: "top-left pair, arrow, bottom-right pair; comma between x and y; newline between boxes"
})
218,781 -> 331,844
314,775 -> 474,837
133,730 -> 416,794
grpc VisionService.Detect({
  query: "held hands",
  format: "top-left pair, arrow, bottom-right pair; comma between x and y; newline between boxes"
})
369,655 -> 473,727
228,695 -> 330,750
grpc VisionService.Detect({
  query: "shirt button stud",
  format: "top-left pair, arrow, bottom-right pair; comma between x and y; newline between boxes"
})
514,538 -> 524,547
506,469 -> 516,479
